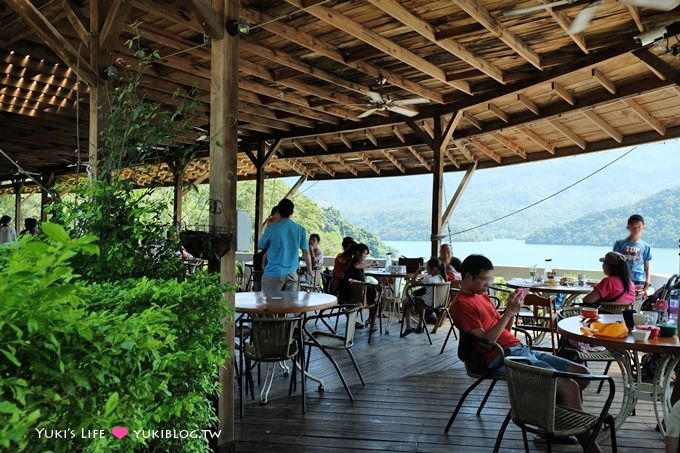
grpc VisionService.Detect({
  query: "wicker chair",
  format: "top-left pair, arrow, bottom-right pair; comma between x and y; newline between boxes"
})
557,307 -> 616,394
514,294 -> 558,354
438,283 -> 462,355
599,302 -> 633,314
300,268 -> 323,293
239,314 -> 302,417
401,281 -> 452,345
303,304 -> 365,401
340,279 -> 382,343
493,357 -> 617,453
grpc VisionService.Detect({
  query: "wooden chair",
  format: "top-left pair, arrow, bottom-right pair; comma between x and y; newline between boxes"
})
513,294 -> 558,354
493,357 -> 617,453
401,281 -> 452,345
302,305 -> 365,401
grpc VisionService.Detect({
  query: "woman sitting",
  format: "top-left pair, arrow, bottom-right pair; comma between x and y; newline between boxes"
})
401,258 -> 445,336
339,243 -> 380,329
331,236 -> 356,293
583,251 -> 636,307
309,233 -> 324,269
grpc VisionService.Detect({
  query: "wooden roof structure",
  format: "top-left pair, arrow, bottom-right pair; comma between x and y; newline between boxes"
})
1,0 -> 679,187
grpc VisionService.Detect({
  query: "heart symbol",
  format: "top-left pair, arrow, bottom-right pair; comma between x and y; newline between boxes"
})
111,426 -> 128,439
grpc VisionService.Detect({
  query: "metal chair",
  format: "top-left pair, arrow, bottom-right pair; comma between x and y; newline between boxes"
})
400,281 -> 452,345
557,307 -> 616,394
239,314 -> 302,416
439,283 -> 462,354
299,268 -> 323,292
445,328 -> 533,433
340,279 -> 382,343
303,304 -> 365,401
493,357 -> 617,453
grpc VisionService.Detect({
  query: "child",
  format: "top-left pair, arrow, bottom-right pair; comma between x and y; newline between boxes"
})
613,214 -> 652,295
401,258 -> 445,336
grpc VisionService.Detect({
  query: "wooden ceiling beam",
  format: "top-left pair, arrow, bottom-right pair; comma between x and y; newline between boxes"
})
627,6 -> 645,33
315,136 -> 328,152
624,98 -> 666,135
517,93 -> 539,115
539,0 -> 588,54
365,129 -> 378,147
185,0 -> 223,39
451,0 -> 542,70
455,141 -> 475,162
393,126 -> 406,143
381,150 -> 405,173
518,127 -> 555,154
592,68 -> 617,94
462,111 -> 482,130
291,139 -> 305,154
583,110 -> 622,143
358,153 -> 381,175
467,138 -> 501,163
4,0 -> 96,86
443,148 -> 460,169
551,82 -> 574,105
335,155 -> 358,176
407,146 -> 432,171
239,6 -> 443,103
547,118 -> 586,150
633,48 -> 676,83
61,0 -> 89,46
338,133 -> 352,149
487,103 -> 508,122
284,0 -> 471,94
368,0 -> 505,83
312,157 -> 335,177
492,133 -> 526,159
99,0 -> 134,50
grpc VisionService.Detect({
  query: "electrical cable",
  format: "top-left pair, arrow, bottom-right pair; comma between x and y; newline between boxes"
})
0,148 -> 50,193
440,145 -> 639,240
250,0 -> 334,30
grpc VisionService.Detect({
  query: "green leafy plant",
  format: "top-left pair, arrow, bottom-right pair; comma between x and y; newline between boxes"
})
0,226 -> 233,453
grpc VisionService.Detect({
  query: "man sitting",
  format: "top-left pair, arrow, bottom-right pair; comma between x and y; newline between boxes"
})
451,254 -> 601,451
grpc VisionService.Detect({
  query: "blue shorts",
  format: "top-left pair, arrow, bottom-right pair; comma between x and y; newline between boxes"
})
488,344 -> 576,375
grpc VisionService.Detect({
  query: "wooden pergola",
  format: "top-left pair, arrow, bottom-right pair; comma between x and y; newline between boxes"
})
1,1 -> 679,449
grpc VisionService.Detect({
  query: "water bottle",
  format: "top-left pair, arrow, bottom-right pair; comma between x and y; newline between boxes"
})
669,290 -> 679,325
543,259 -> 553,283
384,253 -> 392,273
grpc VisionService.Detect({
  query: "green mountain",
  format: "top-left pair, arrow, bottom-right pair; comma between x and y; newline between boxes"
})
526,186 -> 680,248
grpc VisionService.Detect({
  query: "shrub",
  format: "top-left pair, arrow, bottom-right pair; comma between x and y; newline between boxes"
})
0,225 -> 233,453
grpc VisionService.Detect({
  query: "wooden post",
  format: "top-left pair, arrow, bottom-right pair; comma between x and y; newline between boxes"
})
441,160 -> 477,230
209,0 -> 238,450
431,114 -> 444,258
88,0 -> 100,181
40,172 -> 55,222
173,172 -> 184,226
253,141 -> 266,247
13,179 -> 23,231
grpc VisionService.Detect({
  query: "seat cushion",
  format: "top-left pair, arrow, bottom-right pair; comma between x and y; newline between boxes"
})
552,406 -> 599,436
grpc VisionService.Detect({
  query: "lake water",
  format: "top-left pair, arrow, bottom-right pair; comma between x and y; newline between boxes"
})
384,239 -> 680,276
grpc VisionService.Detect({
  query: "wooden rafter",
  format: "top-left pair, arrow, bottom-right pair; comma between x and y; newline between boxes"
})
335,155 -> 358,176
367,0 -> 505,83
624,98 -> 666,135
393,126 -> 406,143
100,0 -> 134,50
468,138 -> 501,163
592,69 -> 617,94
518,127 -> 555,154
315,136 -> 328,152
462,111 -> 481,130
517,93 -> 539,115
443,148 -> 460,169
583,110 -> 622,143
551,82 -> 574,105
291,139 -> 305,154
441,111 -> 463,152
312,157 -> 335,177
382,150 -> 405,173
365,129 -> 378,147
492,133 -> 526,159
547,118 -> 586,150
451,0 -> 542,70
338,133 -> 352,149
407,146 -> 431,171
359,153 -> 380,175
627,6 -> 645,33
633,49 -> 677,83
487,104 -> 508,123
239,6 -> 443,103
5,0 -> 96,86
284,0 -> 472,94
186,0 -> 223,39
61,0 -> 89,45
540,0 -> 588,54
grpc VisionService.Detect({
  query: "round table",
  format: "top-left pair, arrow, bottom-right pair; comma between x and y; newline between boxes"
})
558,314 -> 680,436
365,268 -> 413,334
235,291 -> 337,413
505,278 -> 593,306
235,291 -> 337,314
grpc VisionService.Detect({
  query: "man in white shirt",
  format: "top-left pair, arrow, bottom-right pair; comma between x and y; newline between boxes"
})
0,215 -> 17,244
401,258 -> 445,336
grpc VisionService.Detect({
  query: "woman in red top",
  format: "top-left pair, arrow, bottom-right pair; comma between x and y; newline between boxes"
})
331,237 -> 355,293
583,251 -> 636,306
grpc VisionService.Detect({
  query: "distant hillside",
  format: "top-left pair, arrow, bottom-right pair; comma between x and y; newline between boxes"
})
526,186 -> 680,248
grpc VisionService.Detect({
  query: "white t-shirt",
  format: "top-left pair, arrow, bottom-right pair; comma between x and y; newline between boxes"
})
0,226 -> 16,244
421,274 -> 445,307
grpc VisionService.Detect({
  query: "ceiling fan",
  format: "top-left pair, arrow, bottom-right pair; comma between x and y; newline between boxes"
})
502,0 -> 680,34
357,78 -> 430,119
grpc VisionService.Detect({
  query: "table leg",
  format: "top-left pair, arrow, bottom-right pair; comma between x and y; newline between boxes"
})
299,317 -> 306,414
239,317 -> 245,417
653,354 -> 680,437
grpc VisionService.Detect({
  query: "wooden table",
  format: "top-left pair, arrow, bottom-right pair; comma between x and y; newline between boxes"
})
558,314 -> 680,436
235,291 -> 338,414
365,268 -> 413,334
505,278 -> 592,306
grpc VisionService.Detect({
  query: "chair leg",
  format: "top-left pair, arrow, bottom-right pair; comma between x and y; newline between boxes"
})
492,410 -> 512,453
317,345 -> 355,401
546,434 -> 552,453
521,428 -> 530,453
609,415 -> 618,453
347,348 -> 366,385
597,361 -> 612,394
445,378 -> 484,432
288,360 -> 296,396
477,380 -> 497,416
368,309 -> 376,344
305,344 -> 312,372
421,310 -> 432,345
440,325 -> 454,354
399,306 -> 407,337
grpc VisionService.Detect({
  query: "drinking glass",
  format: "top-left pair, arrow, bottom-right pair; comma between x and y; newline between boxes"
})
529,265 -> 537,283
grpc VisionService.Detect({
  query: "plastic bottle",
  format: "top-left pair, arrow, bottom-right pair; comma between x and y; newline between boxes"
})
543,259 -> 553,282
384,253 -> 392,273
669,290 -> 679,325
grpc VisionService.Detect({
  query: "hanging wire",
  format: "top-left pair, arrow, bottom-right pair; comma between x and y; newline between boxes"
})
440,145 -> 639,240
161,41 -> 208,60
250,0 -> 334,30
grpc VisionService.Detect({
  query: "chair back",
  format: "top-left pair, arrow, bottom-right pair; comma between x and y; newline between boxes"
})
339,304 -> 362,347
520,294 -> 553,317
558,305 -> 581,320
342,280 -> 367,306
249,314 -> 300,361
431,281 -> 452,309
398,256 -> 424,273
504,357 -> 558,432
599,302 -> 632,314
321,269 -> 334,293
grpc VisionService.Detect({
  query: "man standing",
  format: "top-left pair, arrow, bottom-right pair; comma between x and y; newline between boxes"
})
613,214 -> 652,295
257,199 -> 312,292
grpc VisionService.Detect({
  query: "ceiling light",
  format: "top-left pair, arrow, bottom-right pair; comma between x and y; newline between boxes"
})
227,19 -> 250,36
